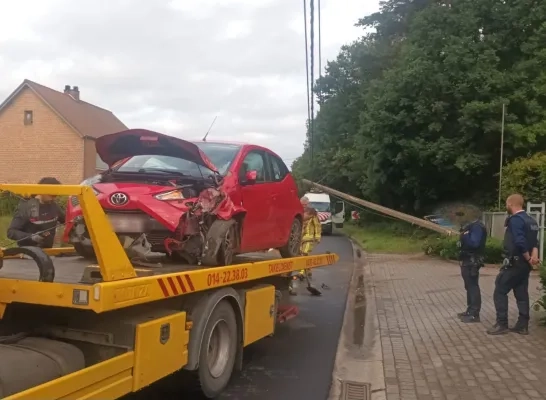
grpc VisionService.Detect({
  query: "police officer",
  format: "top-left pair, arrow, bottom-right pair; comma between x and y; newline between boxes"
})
487,194 -> 539,336
7,177 -> 65,248
457,212 -> 487,323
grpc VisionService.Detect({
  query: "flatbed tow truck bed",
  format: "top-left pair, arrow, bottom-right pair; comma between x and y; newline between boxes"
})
0,253 -> 286,284
0,184 -> 339,400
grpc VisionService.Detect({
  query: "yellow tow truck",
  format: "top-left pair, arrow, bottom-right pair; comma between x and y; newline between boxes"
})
0,184 -> 339,399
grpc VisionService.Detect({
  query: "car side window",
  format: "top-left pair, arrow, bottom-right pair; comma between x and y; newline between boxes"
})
268,154 -> 288,182
239,151 -> 268,183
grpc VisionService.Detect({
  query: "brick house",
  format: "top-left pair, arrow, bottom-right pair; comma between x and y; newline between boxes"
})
0,79 -> 128,184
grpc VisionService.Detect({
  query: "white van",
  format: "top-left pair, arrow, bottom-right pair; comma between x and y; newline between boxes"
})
304,191 -> 345,235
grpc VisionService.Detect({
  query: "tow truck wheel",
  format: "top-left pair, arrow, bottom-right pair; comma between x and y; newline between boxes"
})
196,300 -> 238,398
73,243 -> 96,260
279,218 -> 302,258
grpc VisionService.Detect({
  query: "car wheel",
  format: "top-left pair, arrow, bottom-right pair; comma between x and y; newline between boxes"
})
218,222 -> 236,266
73,242 -> 96,260
195,300 -> 238,399
202,219 -> 237,266
279,218 -> 302,258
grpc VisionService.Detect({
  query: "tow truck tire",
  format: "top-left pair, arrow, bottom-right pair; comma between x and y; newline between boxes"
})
196,300 -> 238,398
279,218 -> 302,258
73,243 -> 96,260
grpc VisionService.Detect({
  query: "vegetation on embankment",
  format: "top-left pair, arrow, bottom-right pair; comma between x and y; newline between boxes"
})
342,217 -> 504,264
423,235 -> 503,264
341,219 -> 433,254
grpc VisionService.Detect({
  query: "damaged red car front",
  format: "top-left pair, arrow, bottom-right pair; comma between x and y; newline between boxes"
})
64,129 -> 247,266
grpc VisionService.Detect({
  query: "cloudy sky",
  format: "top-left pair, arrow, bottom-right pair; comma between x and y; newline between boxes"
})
0,0 -> 378,167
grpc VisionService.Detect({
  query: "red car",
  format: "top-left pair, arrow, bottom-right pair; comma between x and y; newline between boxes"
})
64,129 -> 303,266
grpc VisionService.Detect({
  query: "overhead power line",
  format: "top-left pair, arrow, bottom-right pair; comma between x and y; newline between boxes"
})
303,0 -> 322,171
303,0 -> 311,126
318,0 -> 322,80
309,0 -> 315,166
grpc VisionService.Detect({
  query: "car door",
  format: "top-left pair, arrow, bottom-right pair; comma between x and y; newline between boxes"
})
237,150 -> 273,252
266,152 -> 293,247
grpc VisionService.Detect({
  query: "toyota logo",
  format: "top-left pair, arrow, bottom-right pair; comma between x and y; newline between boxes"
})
110,192 -> 128,206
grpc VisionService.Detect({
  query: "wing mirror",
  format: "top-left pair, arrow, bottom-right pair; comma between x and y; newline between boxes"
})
334,201 -> 344,214
244,170 -> 257,184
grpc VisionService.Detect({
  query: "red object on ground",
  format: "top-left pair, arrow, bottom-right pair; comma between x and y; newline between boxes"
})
277,304 -> 299,323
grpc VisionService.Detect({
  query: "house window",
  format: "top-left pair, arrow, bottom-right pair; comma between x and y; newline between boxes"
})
24,110 -> 33,125
96,154 -> 109,171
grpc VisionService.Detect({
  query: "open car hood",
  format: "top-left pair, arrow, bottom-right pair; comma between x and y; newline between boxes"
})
96,129 -> 218,173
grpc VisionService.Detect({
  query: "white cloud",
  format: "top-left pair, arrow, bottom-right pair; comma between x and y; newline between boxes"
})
0,0 -> 379,166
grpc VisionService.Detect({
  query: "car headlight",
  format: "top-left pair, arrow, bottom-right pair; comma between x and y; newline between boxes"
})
80,174 -> 101,186
155,190 -> 184,201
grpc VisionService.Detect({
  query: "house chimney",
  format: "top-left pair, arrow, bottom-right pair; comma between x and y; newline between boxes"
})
64,85 -> 80,100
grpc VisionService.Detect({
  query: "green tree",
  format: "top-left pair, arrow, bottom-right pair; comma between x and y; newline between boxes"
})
293,0 -> 546,213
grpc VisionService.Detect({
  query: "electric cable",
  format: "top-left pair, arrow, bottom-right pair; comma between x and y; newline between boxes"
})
303,0 -> 311,126
309,0 -> 315,167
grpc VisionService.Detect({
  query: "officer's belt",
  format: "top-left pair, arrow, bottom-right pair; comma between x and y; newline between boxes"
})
502,256 -> 524,268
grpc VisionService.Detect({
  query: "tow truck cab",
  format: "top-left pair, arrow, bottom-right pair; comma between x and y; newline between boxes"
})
304,192 -> 345,234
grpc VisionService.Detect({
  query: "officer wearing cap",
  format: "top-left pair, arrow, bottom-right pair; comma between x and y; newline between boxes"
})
487,194 -> 539,335
457,211 -> 487,323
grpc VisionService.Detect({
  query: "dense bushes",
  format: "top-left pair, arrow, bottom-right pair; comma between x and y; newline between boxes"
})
501,152 -> 546,203
423,235 -> 504,264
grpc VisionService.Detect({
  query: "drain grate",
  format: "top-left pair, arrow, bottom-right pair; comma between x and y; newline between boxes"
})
339,380 -> 371,400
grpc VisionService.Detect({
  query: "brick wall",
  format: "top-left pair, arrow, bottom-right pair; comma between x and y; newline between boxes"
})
0,87 -> 84,184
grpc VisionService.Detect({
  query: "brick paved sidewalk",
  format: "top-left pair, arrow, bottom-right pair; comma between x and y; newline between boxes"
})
369,254 -> 546,400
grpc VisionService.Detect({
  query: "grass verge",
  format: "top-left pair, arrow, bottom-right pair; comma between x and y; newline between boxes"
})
341,220 -> 433,254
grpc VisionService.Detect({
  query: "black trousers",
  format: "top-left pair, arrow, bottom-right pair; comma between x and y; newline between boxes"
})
493,263 -> 531,327
460,264 -> 481,316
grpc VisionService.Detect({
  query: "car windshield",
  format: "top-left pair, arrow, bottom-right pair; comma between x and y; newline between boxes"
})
309,202 -> 330,212
115,143 -> 241,177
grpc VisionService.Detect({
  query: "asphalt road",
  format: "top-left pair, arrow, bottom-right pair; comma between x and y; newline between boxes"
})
127,234 -> 355,400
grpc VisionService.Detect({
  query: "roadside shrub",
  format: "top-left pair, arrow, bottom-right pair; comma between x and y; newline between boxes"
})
501,152 -> 546,202
423,235 -> 503,264
532,264 -> 546,319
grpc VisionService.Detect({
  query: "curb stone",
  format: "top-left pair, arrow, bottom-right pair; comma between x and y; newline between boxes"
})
328,238 -> 386,400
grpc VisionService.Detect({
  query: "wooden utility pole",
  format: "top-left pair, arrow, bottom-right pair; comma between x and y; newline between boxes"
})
302,180 -> 458,236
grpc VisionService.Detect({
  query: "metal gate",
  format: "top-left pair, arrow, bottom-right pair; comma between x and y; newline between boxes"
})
527,202 -> 545,263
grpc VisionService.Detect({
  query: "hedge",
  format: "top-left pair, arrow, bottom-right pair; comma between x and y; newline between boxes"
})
532,265 -> 546,317
501,152 -> 546,203
423,235 -> 504,264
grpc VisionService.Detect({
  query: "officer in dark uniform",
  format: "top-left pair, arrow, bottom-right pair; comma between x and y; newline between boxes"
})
487,194 -> 539,336
7,177 -> 65,248
457,212 -> 487,323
